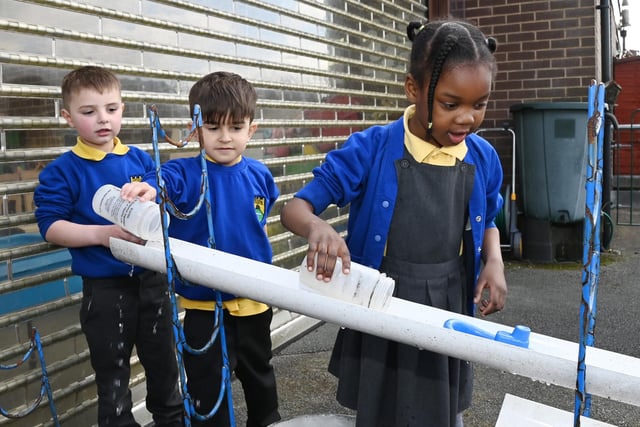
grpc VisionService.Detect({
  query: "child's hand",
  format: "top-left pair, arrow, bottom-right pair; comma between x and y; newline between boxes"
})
100,224 -> 145,247
304,220 -> 351,282
473,258 -> 507,316
280,197 -> 351,281
121,182 -> 156,202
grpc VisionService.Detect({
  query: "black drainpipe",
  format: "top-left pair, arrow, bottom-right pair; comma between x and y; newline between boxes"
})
598,0 -> 613,241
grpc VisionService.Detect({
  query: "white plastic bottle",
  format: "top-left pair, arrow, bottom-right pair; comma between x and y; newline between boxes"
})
92,184 -> 165,241
298,255 -> 395,311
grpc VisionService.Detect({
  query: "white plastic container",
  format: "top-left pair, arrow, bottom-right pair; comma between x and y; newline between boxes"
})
92,184 -> 165,241
298,255 -> 394,311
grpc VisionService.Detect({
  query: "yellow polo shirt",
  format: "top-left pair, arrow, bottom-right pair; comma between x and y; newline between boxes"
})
180,296 -> 268,317
403,105 -> 467,164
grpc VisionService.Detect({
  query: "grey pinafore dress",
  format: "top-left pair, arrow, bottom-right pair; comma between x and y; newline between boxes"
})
329,150 -> 476,427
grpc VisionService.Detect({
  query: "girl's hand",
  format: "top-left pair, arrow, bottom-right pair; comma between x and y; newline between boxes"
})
304,219 -> 351,282
280,197 -> 351,282
473,258 -> 507,316
474,228 -> 507,316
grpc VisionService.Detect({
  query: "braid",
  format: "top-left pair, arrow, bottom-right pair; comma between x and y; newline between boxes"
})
426,35 -> 458,133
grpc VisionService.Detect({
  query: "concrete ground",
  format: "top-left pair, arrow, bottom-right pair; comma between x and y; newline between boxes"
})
232,222 -> 640,427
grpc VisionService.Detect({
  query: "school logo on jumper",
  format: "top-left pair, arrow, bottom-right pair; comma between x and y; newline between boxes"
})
129,175 -> 143,183
254,196 -> 266,222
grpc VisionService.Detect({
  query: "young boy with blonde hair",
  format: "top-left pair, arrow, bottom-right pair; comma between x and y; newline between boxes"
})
34,65 -> 183,426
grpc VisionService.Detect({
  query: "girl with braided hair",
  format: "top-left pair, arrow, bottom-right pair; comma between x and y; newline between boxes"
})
281,19 -> 507,427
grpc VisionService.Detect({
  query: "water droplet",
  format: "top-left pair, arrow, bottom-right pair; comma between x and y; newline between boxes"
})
117,342 -> 124,350
118,322 -> 124,333
116,404 -> 123,416
116,358 -> 124,367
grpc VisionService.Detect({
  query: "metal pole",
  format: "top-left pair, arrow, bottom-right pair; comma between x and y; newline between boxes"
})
598,0 -> 613,234
574,81 -> 605,425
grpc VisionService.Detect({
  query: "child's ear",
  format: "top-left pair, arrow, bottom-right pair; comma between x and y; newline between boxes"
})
248,122 -> 258,138
60,109 -> 74,128
404,74 -> 419,104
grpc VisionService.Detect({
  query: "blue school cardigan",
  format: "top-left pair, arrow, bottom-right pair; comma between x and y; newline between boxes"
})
295,117 -> 504,312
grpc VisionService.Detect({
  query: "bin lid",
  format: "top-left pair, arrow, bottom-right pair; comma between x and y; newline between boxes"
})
510,102 -> 587,112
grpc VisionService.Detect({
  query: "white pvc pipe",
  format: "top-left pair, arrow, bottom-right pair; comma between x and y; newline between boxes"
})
110,237 -> 640,407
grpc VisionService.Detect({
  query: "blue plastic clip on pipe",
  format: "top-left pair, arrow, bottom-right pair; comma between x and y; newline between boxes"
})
443,319 -> 531,348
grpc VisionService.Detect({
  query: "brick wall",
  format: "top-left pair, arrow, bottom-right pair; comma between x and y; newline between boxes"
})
613,56 -> 640,175
445,1 -> 600,191
465,0 -> 597,126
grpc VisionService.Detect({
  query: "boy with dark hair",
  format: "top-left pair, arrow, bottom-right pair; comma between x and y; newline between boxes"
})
34,65 -> 183,427
125,71 -> 281,427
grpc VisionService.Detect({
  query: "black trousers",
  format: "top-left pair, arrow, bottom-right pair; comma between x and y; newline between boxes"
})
183,307 -> 280,427
81,272 -> 183,427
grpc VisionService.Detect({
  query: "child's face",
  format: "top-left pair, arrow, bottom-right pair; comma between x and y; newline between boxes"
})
201,117 -> 257,166
406,63 -> 492,147
61,87 -> 124,152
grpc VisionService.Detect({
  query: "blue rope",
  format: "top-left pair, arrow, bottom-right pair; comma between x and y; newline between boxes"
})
34,328 -> 59,426
0,327 -> 60,426
148,106 -> 235,426
574,80 -> 605,426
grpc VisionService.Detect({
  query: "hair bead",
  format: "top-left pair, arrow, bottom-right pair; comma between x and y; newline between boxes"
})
407,21 -> 425,41
486,37 -> 497,53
